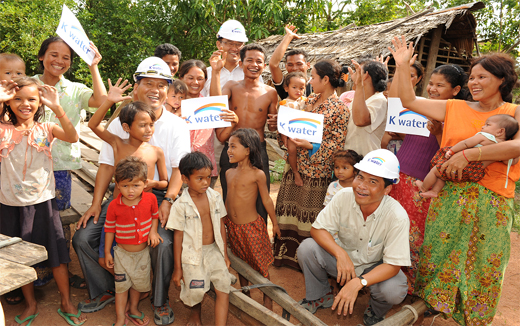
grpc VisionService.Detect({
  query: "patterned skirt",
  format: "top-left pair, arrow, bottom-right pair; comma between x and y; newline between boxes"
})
415,181 -> 512,326
225,215 -> 273,278
431,147 -> 485,182
389,172 -> 431,294
273,169 -> 331,269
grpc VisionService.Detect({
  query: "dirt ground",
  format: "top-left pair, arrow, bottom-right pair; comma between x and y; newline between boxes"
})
2,182 -> 520,326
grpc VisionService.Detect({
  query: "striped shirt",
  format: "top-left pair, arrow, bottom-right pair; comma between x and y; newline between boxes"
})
105,192 -> 159,245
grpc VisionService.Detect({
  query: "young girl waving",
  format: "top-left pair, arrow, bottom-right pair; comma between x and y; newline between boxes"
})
0,77 -> 84,326
224,128 -> 281,310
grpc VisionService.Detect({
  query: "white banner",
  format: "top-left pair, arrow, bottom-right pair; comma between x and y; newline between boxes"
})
277,106 -> 324,143
385,98 -> 430,137
182,96 -> 232,131
56,5 -> 95,66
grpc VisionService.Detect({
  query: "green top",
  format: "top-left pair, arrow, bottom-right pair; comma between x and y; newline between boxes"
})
34,74 -> 94,171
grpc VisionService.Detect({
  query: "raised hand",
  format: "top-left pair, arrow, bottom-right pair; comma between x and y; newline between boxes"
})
209,50 -> 227,72
388,35 -> 415,68
284,24 -> 301,40
39,85 -> 61,111
0,80 -> 18,102
88,42 -> 103,67
348,60 -> 368,87
106,78 -> 132,103
375,55 -> 390,69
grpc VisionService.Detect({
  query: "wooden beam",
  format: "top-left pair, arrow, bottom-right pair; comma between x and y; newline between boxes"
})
228,249 -> 328,326
421,27 -> 443,97
0,259 -> 37,295
0,234 -> 48,266
374,300 -> 428,326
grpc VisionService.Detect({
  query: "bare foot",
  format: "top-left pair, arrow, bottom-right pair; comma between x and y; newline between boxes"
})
186,311 -> 202,326
9,303 -> 37,326
125,292 -> 150,313
60,300 -> 87,325
294,172 -> 303,187
415,180 -> 426,192
127,309 -> 149,325
419,191 -> 438,198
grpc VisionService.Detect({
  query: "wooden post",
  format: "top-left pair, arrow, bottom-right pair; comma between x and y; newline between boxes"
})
374,300 -> 428,326
421,27 -> 443,97
228,249 -> 328,326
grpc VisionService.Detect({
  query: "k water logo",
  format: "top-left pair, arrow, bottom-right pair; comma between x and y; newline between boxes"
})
280,118 -> 321,136
185,103 -> 226,124
277,105 -> 324,143
181,96 -> 231,131
385,98 -> 430,137
368,157 -> 385,166
56,5 -> 95,65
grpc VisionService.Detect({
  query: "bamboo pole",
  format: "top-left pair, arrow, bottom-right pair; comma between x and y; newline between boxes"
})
374,300 -> 428,326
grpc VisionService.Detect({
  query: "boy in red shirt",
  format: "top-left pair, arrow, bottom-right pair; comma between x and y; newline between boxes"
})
105,157 -> 163,326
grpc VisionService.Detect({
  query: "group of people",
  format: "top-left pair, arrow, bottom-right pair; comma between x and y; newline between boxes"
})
0,16 -> 518,326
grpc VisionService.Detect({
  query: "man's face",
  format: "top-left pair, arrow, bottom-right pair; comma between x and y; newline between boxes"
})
217,38 -> 244,64
286,54 -> 310,74
134,77 -> 169,110
161,54 -> 180,76
352,171 -> 391,210
240,50 -> 265,79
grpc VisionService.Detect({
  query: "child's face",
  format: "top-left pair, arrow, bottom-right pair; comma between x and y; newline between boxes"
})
166,88 -> 185,109
284,77 -> 306,101
227,136 -> 249,164
117,177 -> 146,202
0,59 -> 26,81
481,116 -> 503,136
334,158 -> 355,182
124,111 -> 154,142
183,167 -> 212,195
7,85 -> 40,122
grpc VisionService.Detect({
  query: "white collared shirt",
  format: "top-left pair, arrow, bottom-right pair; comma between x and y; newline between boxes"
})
312,188 -> 410,276
98,107 -> 191,180
201,65 -> 264,97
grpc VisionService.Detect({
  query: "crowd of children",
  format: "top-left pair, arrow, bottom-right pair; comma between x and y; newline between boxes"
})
1,20 -> 519,326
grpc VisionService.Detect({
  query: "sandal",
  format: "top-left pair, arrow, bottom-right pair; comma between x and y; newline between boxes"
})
5,288 -> 24,305
69,275 -> 87,290
126,311 -> 150,326
14,313 -> 38,326
57,309 -> 86,326
78,290 -> 115,313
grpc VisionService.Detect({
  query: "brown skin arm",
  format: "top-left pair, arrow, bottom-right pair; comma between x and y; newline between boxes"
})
221,217 -> 230,268
104,231 -> 116,269
77,163 -> 114,229
159,167 -> 183,227
86,43 -> 108,108
255,170 -> 281,238
146,147 -> 168,191
450,134 -> 489,154
216,81 -> 238,142
268,25 -> 300,84
267,88 -> 279,131
172,229 -> 184,288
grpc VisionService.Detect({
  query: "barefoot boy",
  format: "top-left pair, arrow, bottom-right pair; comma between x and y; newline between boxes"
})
209,43 -> 278,223
167,152 -> 232,326
105,157 -> 163,326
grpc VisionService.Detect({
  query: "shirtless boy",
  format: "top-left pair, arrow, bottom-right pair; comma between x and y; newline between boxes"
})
209,43 -> 278,223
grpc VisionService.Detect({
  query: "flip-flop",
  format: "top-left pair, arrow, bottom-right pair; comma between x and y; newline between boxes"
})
14,313 -> 38,326
69,275 -> 87,289
57,308 -> 86,326
126,311 -> 150,326
5,288 -> 24,305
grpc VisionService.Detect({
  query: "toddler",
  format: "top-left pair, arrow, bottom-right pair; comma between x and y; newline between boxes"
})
105,157 -> 163,326
417,114 -> 519,198
323,150 -> 363,206
167,152 -> 232,326
0,53 -> 25,81
165,79 -> 187,117
225,128 -> 281,310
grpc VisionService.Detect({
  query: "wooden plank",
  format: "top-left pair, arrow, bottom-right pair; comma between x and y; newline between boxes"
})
374,300 -> 428,326
266,138 -> 284,162
80,160 -> 99,181
421,27 -> 443,98
72,169 -> 95,189
60,208 -> 81,226
228,249 -> 328,326
70,180 -> 93,217
80,143 -> 100,164
80,123 -> 104,152
0,259 -> 37,295
0,234 -> 48,266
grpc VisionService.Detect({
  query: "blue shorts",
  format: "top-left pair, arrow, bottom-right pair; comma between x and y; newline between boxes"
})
99,226 -> 116,258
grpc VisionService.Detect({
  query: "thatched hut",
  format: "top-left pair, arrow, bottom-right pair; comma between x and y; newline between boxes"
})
257,1 -> 485,97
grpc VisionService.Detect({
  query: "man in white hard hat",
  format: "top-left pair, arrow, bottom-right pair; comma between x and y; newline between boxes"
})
297,149 -> 409,326
73,57 -> 190,325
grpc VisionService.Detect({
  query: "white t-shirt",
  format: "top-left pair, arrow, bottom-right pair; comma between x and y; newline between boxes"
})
323,180 -> 349,206
344,92 -> 388,156
98,107 -> 191,181
201,65 -> 264,97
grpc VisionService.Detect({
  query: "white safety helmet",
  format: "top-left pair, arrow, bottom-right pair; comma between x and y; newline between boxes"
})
217,20 -> 248,43
354,149 -> 400,184
133,57 -> 173,83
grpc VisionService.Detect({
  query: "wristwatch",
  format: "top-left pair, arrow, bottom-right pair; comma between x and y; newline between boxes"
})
359,276 -> 368,288
163,197 -> 175,205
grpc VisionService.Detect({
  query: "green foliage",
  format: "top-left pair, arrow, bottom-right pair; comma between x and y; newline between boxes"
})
270,159 -> 286,183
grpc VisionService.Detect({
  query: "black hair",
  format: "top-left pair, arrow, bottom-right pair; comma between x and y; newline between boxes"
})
119,101 -> 156,128
229,128 -> 263,170
362,61 -> 388,92
490,114 -> 519,140
431,64 -> 469,100
283,71 -> 307,88
179,151 -> 213,177
239,43 -> 266,63
410,61 -> 424,82
1,77 -> 45,125
285,49 -> 309,62
333,150 -> 363,173
171,79 -> 188,96
38,36 -> 74,71
383,178 -> 393,188
314,59 -> 343,88
356,54 -> 374,66
154,43 -> 182,61
115,156 -> 148,183
178,59 -> 207,80
470,53 -> 518,103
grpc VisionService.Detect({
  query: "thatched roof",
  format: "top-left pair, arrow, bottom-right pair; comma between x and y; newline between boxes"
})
258,1 -> 484,73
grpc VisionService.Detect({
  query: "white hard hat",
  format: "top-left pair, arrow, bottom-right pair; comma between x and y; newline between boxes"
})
133,57 -> 173,83
354,149 -> 400,184
217,20 -> 248,43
